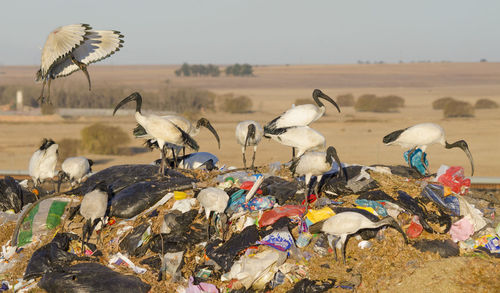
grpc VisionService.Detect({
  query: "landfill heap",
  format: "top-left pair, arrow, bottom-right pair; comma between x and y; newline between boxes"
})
0,162 -> 499,292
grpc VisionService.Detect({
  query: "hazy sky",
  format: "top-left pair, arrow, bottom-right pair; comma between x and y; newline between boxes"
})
1,0 -> 499,65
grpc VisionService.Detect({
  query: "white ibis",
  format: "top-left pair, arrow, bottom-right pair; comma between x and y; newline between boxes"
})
154,152 -> 219,170
264,126 -> 326,158
383,122 -> 474,175
80,181 -> 108,250
196,187 -> 229,239
235,120 -> 263,168
36,24 -> 124,104
290,146 -> 344,204
28,138 -> 58,186
309,212 -> 408,264
59,157 -> 93,187
264,89 -> 340,131
113,92 -> 199,175
134,115 -> 220,160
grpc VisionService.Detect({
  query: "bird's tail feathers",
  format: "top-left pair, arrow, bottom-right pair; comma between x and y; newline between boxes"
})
173,124 -> 199,151
308,220 -> 325,234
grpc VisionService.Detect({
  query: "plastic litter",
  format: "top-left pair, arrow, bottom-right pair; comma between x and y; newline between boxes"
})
404,148 -> 428,175
407,216 -> 424,239
449,218 -> 474,242
437,166 -> 471,195
289,278 -> 336,293
244,196 -> 276,211
172,198 -> 197,213
412,239 -> 460,258
258,205 -> 305,227
119,223 -> 152,257
304,206 -> 335,227
355,199 -> 388,217
108,252 -> 147,274
186,276 -> 219,293
0,176 -> 36,213
258,227 -> 295,251
161,250 -> 184,281
457,196 -> 487,232
260,176 -> 298,205
38,262 -> 151,293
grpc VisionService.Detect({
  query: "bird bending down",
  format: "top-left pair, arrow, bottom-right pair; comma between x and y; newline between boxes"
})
29,138 -> 59,187
36,24 -> 124,104
197,187 -> 229,239
309,212 -> 408,264
58,157 -> 93,191
134,115 -> 220,164
113,92 -> 199,175
235,120 -> 263,169
80,182 -> 108,251
383,122 -> 474,176
290,146 -> 344,205
264,126 -> 326,159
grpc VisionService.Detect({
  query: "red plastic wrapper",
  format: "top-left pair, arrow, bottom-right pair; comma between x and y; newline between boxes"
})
239,181 -> 263,195
437,166 -> 471,195
407,218 -> 423,238
259,205 -> 306,227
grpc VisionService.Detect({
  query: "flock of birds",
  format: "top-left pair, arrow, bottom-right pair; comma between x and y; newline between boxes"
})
25,23 -> 476,261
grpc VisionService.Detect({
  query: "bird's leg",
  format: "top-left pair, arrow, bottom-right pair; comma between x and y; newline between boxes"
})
71,55 -> 91,91
314,175 -> 323,198
292,147 -> 296,159
182,147 -> 186,157
242,147 -> 247,168
37,79 -> 47,103
251,146 -> 257,169
159,146 -> 166,175
207,211 -> 213,241
304,174 -> 312,207
341,234 -> 348,265
407,147 -> 417,168
171,147 -> 178,168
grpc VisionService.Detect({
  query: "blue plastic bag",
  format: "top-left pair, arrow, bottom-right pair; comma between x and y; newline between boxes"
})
404,149 -> 428,175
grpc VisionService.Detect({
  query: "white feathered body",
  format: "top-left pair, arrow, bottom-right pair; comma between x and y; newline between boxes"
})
62,157 -> 92,183
293,151 -> 331,178
197,187 -> 229,219
80,189 -> 108,222
136,112 -> 186,149
321,212 -> 377,236
178,152 -> 219,169
385,123 -> 445,151
266,126 -> 325,157
29,143 -> 58,184
266,104 -> 325,129
235,120 -> 263,147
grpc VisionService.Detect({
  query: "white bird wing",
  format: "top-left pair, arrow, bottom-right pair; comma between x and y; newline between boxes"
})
269,105 -> 319,129
41,24 -> 92,76
50,30 -> 124,78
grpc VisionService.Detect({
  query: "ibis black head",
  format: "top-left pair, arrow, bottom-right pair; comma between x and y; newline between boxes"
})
197,118 -> 221,149
312,89 -> 341,113
382,216 -> 408,244
326,146 -> 344,180
39,138 -> 56,150
445,140 -> 474,176
113,92 -> 142,115
245,124 -> 257,149
87,159 -> 94,172
56,170 -> 69,193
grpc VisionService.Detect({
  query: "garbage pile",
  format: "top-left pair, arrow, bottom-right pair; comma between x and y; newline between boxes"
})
0,160 -> 499,292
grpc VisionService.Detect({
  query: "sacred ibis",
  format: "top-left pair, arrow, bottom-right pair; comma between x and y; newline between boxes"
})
113,92 -> 199,175
309,212 -> 408,264
36,24 -> 124,104
29,138 -> 59,187
154,152 -> 219,170
383,122 -> 474,175
264,89 -> 340,132
134,115 -> 220,160
290,146 -> 344,204
80,181 -> 108,251
196,187 -> 229,239
264,126 -> 326,158
58,157 -> 93,191
235,120 -> 263,168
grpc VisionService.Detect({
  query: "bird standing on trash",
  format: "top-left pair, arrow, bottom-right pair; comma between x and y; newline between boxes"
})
134,115 -> 220,163
383,122 -> 474,176
113,92 -> 199,175
58,157 -> 93,191
29,138 -> 59,187
290,146 -> 344,205
80,181 -> 108,251
309,212 -> 408,264
36,24 -> 124,104
264,126 -> 326,159
264,89 -> 340,157
197,187 -> 229,239
235,120 -> 263,169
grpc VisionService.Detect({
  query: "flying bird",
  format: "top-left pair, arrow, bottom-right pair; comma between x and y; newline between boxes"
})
235,120 -> 263,168
29,138 -> 59,186
113,92 -> 199,175
383,122 -> 474,175
36,24 -> 124,104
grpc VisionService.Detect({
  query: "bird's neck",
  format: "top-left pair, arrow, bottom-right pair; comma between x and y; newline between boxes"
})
313,95 -> 324,108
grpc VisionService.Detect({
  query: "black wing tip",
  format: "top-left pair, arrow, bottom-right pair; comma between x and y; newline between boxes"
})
383,128 -> 405,144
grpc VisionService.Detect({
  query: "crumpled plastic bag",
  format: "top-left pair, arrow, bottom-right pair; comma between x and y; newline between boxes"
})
404,149 -> 428,175
243,196 -> 276,211
259,205 -> 305,227
260,176 -> 298,205
38,262 -> 151,293
0,176 -> 36,213
288,278 -> 336,293
119,223 -> 152,257
222,249 -> 287,290
457,196 -> 487,232
257,227 -> 295,251
305,207 -> 335,227
186,276 -> 219,293
437,166 -> 471,195
412,239 -> 460,258
449,217 -> 474,242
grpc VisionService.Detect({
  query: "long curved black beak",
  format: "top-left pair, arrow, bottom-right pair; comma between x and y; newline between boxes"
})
387,217 -> 408,244
313,89 -> 341,113
57,171 -> 68,193
245,124 -> 256,150
445,140 -> 474,176
326,146 -> 344,180
113,92 -> 142,115
197,118 -> 220,149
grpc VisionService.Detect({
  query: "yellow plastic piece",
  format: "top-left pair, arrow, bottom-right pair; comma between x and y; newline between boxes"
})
174,191 -> 188,200
305,206 -> 335,224
443,186 -> 453,196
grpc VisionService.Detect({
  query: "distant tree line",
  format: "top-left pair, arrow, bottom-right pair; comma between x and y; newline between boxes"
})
174,63 -> 254,77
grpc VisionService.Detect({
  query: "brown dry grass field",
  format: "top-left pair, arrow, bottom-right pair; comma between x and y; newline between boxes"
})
1,62 -> 499,176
